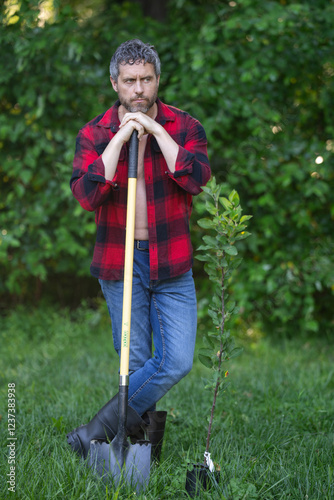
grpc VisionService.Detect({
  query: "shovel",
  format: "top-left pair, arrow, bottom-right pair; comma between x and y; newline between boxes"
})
89,130 -> 151,491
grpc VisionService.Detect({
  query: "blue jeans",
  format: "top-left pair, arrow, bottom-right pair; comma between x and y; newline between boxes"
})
99,240 -> 197,416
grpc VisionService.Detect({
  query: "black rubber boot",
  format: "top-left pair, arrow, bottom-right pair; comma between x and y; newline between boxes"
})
146,410 -> 167,462
66,394 -> 147,460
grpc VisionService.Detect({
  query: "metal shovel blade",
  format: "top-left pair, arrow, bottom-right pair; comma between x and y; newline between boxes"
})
89,439 -> 151,492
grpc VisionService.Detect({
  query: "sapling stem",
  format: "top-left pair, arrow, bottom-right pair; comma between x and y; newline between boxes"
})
205,264 -> 225,457
205,193 -> 226,459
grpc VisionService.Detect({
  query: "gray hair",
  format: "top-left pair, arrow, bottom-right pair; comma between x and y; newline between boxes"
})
109,39 -> 161,81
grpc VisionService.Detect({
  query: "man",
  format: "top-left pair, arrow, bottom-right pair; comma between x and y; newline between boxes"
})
67,39 -> 211,461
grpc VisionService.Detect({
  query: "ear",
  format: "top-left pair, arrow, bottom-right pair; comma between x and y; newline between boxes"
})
110,76 -> 118,92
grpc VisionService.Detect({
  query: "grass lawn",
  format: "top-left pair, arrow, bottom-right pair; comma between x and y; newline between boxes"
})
1,304 -> 333,499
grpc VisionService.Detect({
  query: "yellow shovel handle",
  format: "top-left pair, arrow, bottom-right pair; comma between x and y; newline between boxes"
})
120,177 -> 137,380
119,131 -> 139,383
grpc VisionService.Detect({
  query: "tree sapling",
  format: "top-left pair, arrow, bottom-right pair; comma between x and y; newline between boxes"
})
186,176 -> 251,495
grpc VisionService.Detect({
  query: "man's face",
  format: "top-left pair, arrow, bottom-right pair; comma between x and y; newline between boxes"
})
110,61 -> 160,114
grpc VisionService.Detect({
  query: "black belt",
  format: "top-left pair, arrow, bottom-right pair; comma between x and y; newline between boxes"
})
135,240 -> 149,251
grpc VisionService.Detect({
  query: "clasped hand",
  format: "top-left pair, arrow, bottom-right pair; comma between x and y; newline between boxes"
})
119,112 -> 159,142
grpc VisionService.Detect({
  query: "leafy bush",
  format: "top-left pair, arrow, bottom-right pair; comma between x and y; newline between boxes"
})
170,0 -> 334,336
1,0 -> 333,335
0,1 -> 155,300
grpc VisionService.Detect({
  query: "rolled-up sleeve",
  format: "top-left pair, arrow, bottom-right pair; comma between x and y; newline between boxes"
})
70,130 -> 118,212
168,118 -> 211,195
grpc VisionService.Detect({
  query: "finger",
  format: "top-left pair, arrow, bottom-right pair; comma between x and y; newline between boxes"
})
120,112 -> 135,125
120,112 -> 144,128
116,120 -> 143,144
123,111 -> 141,121
135,123 -> 145,140
125,119 -> 145,139
119,116 -> 134,129
119,118 -> 138,132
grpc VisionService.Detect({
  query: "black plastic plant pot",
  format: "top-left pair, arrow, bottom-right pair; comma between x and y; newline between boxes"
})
185,463 -> 220,498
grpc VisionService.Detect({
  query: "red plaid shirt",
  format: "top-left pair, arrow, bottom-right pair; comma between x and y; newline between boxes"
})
70,99 -> 211,281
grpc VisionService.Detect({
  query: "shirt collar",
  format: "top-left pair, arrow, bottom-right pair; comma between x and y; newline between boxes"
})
96,100 -> 121,132
96,98 -> 176,131
155,98 -> 176,125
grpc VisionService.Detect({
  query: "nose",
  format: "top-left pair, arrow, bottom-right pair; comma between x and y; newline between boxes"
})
134,78 -> 143,94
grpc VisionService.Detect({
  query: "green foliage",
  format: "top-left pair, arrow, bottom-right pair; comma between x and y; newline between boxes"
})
167,0 -> 334,337
196,176 -> 251,459
0,1 -> 157,299
1,305 -> 333,498
1,0 -> 333,336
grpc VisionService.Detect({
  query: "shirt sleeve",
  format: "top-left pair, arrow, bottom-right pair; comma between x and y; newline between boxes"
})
70,128 -> 118,212
168,117 -> 211,195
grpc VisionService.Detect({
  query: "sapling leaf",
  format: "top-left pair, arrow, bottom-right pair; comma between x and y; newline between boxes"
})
196,253 -> 211,262
208,308 -> 219,323
198,254 -> 221,267
220,197 -> 233,211
229,257 -> 243,270
205,200 -> 218,215
204,262 -> 218,276
197,244 -> 210,251
235,231 -> 252,240
226,301 -> 236,312
199,348 -> 213,357
197,218 -> 215,229
240,215 -> 253,223
223,338 -> 235,354
235,224 -> 247,233
229,347 -> 244,359
224,330 -> 232,340
211,276 -> 223,286
220,257 -> 228,267
234,306 -> 240,315
203,235 -> 218,247
201,185 -> 210,194
228,189 -> 240,205
199,354 -> 213,369
224,311 -> 231,322
216,233 -> 228,245
218,380 -> 230,392
204,381 -> 217,391
204,335 -> 216,349
212,295 -> 221,308
222,245 -> 238,256
210,180 -> 221,196
230,209 -> 240,221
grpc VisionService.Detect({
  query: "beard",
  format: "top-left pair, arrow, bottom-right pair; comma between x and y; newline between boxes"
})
119,86 -> 158,114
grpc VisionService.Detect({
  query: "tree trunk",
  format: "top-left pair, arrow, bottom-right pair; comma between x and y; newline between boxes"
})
132,0 -> 167,22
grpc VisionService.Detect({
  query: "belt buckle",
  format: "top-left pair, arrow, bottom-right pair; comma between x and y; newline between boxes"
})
136,240 -> 148,251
